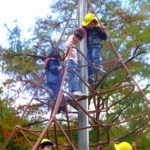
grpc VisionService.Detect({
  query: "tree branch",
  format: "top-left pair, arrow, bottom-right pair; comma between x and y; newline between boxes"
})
111,99 -> 136,123
10,53 -> 46,60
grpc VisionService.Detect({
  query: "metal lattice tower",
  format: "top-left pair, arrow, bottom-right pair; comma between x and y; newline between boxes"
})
1,0 -> 150,150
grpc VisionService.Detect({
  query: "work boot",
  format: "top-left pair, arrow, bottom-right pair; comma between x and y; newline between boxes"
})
58,106 -> 66,113
72,91 -> 87,98
64,93 -> 72,101
95,65 -> 106,75
64,93 -> 78,110
88,75 -> 95,84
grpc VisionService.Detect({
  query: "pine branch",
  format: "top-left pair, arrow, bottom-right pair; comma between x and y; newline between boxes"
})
10,53 -> 46,60
111,99 -> 136,123
23,119 -> 48,127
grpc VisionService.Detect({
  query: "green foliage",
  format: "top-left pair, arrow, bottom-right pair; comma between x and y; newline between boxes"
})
0,0 -> 150,149
0,90 -> 30,149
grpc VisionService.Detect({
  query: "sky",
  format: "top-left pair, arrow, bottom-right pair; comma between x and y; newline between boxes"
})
0,0 -> 53,105
0,0 -> 52,48
0,0 -> 130,48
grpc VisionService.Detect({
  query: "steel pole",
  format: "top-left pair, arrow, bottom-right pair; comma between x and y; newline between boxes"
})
78,0 -> 89,150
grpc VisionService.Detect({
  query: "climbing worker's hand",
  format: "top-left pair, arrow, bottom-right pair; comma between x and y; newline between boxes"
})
101,24 -> 106,30
131,141 -> 137,150
58,66 -> 63,71
65,75 -> 69,81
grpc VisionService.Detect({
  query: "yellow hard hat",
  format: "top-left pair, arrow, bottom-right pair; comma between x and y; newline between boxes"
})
114,142 -> 133,150
40,138 -> 54,146
82,13 -> 100,27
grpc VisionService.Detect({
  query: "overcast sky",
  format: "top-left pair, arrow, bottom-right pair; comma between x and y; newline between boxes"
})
0,0 -> 130,48
0,0 -> 52,48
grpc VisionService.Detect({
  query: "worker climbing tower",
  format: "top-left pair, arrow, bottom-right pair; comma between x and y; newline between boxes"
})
1,0 -> 150,150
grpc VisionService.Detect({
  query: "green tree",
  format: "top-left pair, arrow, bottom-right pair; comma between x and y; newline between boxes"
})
0,0 -> 149,149
0,87 -> 29,149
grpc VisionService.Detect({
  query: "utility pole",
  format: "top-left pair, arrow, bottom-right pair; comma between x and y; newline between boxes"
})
78,0 -> 89,150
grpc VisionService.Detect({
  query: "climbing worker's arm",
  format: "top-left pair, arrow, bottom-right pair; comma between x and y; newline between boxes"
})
131,141 -> 137,150
65,34 -> 73,58
46,60 -> 60,72
96,26 -> 107,40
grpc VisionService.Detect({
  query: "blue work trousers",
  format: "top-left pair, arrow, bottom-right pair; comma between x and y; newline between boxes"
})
66,60 -> 79,93
87,46 -> 101,77
46,71 -> 61,99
